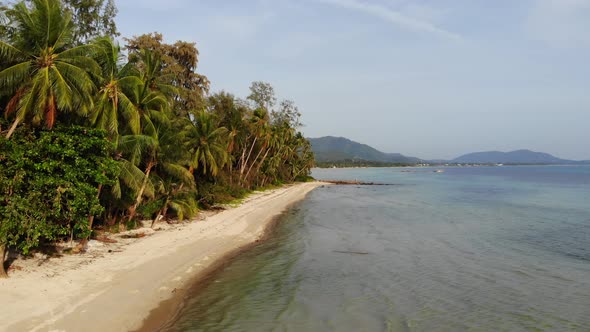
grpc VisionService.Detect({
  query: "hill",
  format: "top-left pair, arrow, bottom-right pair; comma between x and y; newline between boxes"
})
451,150 -> 589,164
308,136 -> 422,164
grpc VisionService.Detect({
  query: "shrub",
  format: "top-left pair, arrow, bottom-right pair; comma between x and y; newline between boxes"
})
0,126 -> 118,255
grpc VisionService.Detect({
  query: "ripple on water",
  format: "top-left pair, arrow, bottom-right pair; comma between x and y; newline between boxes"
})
166,167 -> 590,331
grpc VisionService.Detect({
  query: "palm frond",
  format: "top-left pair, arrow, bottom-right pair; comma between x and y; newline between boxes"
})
0,40 -> 26,61
0,61 -> 32,94
161,162 -> 195,187
117,159 -> 146,194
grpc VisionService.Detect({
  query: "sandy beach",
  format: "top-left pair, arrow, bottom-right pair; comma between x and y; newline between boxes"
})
0,182 -> 323,332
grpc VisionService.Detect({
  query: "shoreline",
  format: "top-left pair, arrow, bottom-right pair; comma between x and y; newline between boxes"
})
0,181 -> 325,332
134,210 -> 287,332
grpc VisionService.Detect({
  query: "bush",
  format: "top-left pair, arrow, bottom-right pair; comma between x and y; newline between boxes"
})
196,180 -> 248,208
0,126 -> 118,254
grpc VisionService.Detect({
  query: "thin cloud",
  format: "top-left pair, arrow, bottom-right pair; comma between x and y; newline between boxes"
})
318,0 -> 461,40
525,0 -> 590,47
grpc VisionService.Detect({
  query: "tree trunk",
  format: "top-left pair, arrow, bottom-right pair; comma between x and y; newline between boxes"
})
244,144 -> 270,183
0,244 -> 8,278
251,149 -> 271,185
151,195 -> 170,228
261,176 -> 268,188
151,208 -> 164,229
85,180 -> 104,241
5,117 -> 21,139
240,137 -> 258,182
238,135 -> 251,176
228,162 -> 234,185
128,161 -> 155,223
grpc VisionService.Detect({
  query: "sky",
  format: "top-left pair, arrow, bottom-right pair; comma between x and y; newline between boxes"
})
115,0 -> 590,160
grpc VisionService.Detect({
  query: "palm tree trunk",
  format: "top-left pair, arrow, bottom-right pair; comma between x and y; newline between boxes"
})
245,147 -> 269,185
151,208 -> 164,229
5,117 -> 21,139
0,244 -> 8,278
238,134 -> 251,174
128,161 -> 155,223
240,137 -> 258,182
253,149 -> 271,186
151,195 -> 170,228
261,176 -> 268,188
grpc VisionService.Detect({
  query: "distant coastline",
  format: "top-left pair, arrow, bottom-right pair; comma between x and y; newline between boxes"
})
310,136 -> 589,167
314,161 -> 589,169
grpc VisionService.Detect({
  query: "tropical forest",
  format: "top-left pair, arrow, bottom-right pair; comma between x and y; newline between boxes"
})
0,0 -> 314,277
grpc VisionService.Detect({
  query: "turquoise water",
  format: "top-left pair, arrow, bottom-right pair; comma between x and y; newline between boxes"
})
166,166 -> 590,331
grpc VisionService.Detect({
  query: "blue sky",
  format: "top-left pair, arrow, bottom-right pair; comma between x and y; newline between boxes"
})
115,0 -> 590,160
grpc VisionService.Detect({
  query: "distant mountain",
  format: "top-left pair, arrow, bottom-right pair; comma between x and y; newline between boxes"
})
308,136 -> 422,164
451,149 -> 590,165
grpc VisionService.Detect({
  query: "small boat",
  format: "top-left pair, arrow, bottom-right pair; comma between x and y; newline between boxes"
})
434,169 -> 444,173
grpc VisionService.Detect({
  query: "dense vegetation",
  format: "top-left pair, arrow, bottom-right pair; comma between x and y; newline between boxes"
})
0,0 -> 314,277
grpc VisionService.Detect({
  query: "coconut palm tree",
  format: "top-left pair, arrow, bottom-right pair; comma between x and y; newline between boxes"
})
208,92 -> 249,183
125,120 -> 195,223
185,111 -> 229,176
90,37 -> 142,140
149,124 -> 197,227
0,0 -> 99,138
119,49 -> 177,223
238,108 -> 269,185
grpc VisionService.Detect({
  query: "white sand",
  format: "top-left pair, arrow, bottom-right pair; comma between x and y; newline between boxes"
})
0,182 -> 324,332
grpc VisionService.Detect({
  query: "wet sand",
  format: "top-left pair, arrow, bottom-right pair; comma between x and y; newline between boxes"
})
0,182 -> 324,332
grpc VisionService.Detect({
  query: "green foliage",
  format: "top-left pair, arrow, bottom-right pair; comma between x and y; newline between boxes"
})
0,0 -> 98,133
124,33 -> 209,117
136,198 -> 163,220
0,0 -> 315,264
196,180 -> 248,208
63,0 -> 119,43
0,126 -> 118,253
247,81 -> 276,111
185,110 -> 229,176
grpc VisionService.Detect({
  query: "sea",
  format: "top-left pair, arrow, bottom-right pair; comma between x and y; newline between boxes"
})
165,166 -> 590,331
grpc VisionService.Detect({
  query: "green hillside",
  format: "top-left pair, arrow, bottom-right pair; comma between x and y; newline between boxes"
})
308,136 -> 422,164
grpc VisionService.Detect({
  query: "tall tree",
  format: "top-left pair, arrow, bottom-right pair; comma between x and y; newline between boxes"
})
185,111 -> 229,176
125,33 -> 209,118
208,92 -> 249,179
0,0 -> 98,138
247,81 -> 276,111
63,0 -> 119,43
90,37 -> 141,139
272,99 -> 302,128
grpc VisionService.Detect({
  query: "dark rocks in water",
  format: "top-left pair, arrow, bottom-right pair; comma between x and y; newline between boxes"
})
324,180 -> 393,186
333,250 -> 370,255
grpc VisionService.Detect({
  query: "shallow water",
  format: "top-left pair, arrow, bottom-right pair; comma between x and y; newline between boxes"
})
166,166 -> 590,331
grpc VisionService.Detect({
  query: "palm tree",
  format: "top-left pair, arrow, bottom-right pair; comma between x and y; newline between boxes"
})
0,0 -> 98,138
90,37 -> 142,140
126,49 -> 173,139
239,108 -> 269,185
208,92 -> 249,183
125,120 -> 195,223
185,111 -> 229,176
134,49 -> 176,99
121,49 -> 176,223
